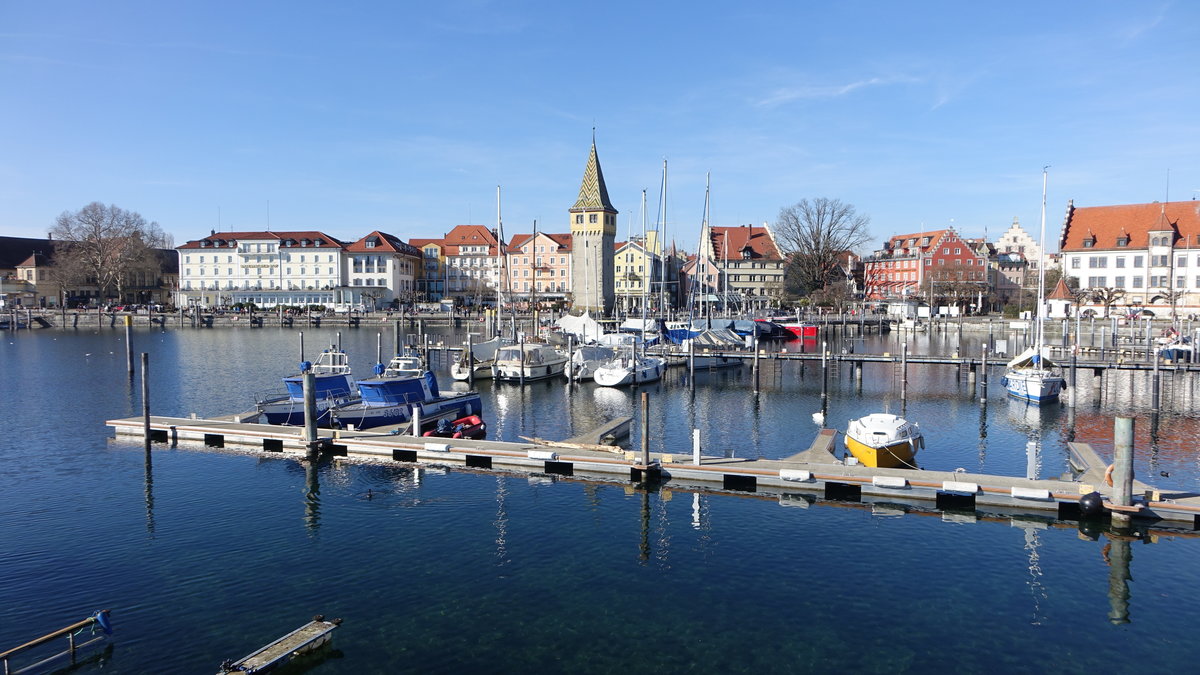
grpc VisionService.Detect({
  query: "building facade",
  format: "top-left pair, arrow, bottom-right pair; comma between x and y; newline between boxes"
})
1059,199 -> 1200,317
506,231 -> 572,306
614,233 -> 663,314
863,229 -> 989,306
442,225 -> 502,306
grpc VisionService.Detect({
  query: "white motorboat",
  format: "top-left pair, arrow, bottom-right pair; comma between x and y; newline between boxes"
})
493,343 -> 568,382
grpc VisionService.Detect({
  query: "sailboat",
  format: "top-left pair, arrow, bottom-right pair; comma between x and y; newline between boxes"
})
593,188 -> 667,388
1002,168 -> 1065,404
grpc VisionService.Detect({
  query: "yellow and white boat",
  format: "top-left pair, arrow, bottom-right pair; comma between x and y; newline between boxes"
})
844,413 -> 923,468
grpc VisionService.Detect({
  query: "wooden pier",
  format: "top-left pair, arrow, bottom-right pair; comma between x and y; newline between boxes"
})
107,415 -> 1200,531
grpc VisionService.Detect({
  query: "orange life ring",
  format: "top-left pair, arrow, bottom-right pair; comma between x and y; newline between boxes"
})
1104,463 -> 1114,487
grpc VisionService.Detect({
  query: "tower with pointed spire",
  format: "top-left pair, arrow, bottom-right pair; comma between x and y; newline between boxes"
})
569,136 -> 618,314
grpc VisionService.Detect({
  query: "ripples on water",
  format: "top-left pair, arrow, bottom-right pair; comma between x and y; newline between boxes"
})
2,325 -> 1200,672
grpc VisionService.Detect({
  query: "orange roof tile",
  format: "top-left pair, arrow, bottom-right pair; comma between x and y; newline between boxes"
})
1061,200 -> 1200,251
176,231 -> 344,250
711,225 -> 781,260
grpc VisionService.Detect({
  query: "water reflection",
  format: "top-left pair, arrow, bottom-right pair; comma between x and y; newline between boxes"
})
144,446 -> 155,537
1104,531 -> 1134,625
304,458 -> 321,534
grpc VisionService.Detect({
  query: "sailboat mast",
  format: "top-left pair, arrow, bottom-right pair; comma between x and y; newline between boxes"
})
703,173 -> 711,320
496,185 -> 504,338
641,189 -> 648,358
659,159 -> 668,319
1036,167 -> 1049,349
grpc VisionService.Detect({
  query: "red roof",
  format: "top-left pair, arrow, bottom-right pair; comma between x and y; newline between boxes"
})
508,232 -> 572,252
1046,278 -> 1076,300
176,230 -> 344,250
885,229 -> 950,255
1060,200 -> 1200,251
711,225 -> 781,260
345,230 -> 420,256
409,238 -> 443,249
443,225 -> 499,255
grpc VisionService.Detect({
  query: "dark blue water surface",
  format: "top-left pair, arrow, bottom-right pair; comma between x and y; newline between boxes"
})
3,323 -> 1200,674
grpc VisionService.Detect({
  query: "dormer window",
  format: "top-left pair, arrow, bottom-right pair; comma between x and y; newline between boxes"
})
1083,238 -> 1095,248
300,239 -> 310,247
1117,237 -> 1129,247
314,238 -> 324,246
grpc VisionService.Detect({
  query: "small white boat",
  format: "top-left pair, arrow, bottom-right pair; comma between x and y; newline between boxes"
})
493,343 -> 568,382
844,413 -> 923,468
568,345 -> 616,381
593,350 -> 666,387
450,335 -> 505,381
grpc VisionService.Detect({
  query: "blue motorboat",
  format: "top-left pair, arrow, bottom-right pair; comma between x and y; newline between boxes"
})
258,347 -> 357,426
329,354 -> 483,431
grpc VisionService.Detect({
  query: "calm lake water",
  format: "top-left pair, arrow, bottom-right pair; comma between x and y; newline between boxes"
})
3,322 -> 1200,674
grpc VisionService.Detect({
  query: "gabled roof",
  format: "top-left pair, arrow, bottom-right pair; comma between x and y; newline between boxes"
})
570,140 -> 617,213
443,225 -> 499,256
1046,277 -> 1076,300
1060,200 -> 1200,251
885,229 -> 950,254
409,238 -> 444,250
0,236 -> 57,270
508,232 -> 573,252
176,230 -> 344,250
345,230 -> 421,256
711,225 -> 782,260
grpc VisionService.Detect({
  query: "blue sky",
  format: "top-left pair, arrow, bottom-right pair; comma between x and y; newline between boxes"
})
2,1 -> 1197,254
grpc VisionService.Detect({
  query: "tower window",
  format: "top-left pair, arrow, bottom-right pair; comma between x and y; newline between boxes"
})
576,215 -> 583,224
589,214 -> 597,224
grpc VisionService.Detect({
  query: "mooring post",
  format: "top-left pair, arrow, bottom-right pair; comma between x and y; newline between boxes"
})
125,315 -> 134,377
566,335 -> 575,383
467,333 -> 475,386
302,370 -> 318,454
752,336 -> 760,393
1069,353 -> 1078,408
412,406 -> 422,437
820,341 -> 829,407
424,333 -> 431,366
692,428 -> 701,465
1151,351 -> 1161,413
980,345 -> 988,403
641,391 -> 650,467
1112,416 -> 1135,525
141,352 -> 151,444
688,336 -> 695,386
518,334 -> 526,385
376,332 -> 383,365
1144,320 -> 1152,361
394,320 -> 402,356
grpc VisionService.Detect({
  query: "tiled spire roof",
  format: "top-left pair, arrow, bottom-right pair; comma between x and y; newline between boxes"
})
570,140 -> 616,213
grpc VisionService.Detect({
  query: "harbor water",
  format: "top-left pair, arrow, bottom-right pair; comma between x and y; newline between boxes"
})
3,323 -> 1200,673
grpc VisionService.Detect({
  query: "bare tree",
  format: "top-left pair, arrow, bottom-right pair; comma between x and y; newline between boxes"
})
1089,287 -> 1126,317
51,202 -> 169,302
775,198 -> 870,295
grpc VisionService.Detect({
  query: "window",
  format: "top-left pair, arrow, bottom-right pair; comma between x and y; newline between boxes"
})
924,259 -> 931,266
1088,276 -> 1105,287
1178,276 -> 1187,289
943,248 -> 949,255
954,248 -> 961,255
1088,257 -> 1107,268
589,214 -> 597,224
1083,239 -> 1094,248
1133,256 -> 1144,268
1117,237 -> 1129,247
1116,256 -> 1126,268
575,215 -> 583,224
1179,257 -> 1188,268
1071,257 -> 1081,269
1114,276 -> 1125,288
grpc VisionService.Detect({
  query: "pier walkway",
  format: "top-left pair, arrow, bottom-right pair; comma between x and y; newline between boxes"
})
107,415 -> 1200,531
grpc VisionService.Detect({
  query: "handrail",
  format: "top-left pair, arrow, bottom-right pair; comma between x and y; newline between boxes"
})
0,610 -> 110,666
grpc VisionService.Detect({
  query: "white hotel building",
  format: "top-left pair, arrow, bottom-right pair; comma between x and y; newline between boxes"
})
1059,200 -> 1200,317
175,230 -> 419,310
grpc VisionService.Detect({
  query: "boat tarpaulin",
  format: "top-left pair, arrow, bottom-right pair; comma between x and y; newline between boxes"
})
556,311 -> 604,343
1006,346 -> 1057,370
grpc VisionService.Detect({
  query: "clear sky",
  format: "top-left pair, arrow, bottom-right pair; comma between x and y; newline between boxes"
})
2,1 -> 1197,254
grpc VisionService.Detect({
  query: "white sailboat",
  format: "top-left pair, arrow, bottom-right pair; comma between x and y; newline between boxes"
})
1003,168 -> 1065,404
593,189 -> 666,388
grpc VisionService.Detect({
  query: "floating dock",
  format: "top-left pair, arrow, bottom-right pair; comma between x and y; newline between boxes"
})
107,415 -> 1200,530
218,615 -> 340,674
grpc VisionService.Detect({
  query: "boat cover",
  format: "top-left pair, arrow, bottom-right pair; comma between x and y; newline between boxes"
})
1006,346 -> 1057,370
556,311 -> 605,343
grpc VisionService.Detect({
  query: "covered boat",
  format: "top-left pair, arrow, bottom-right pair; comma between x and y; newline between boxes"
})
258,347 -> 357,426
568,345 -> 617,381
450,335 -> 505,381
493,343 -> 568,382
1001,346 -> 1064,404
844,413 -> 923,468
329,354 -> 482,431
593,350 -> 666,387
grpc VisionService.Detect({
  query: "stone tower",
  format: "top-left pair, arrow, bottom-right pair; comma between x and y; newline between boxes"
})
569,138 -> 618,314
